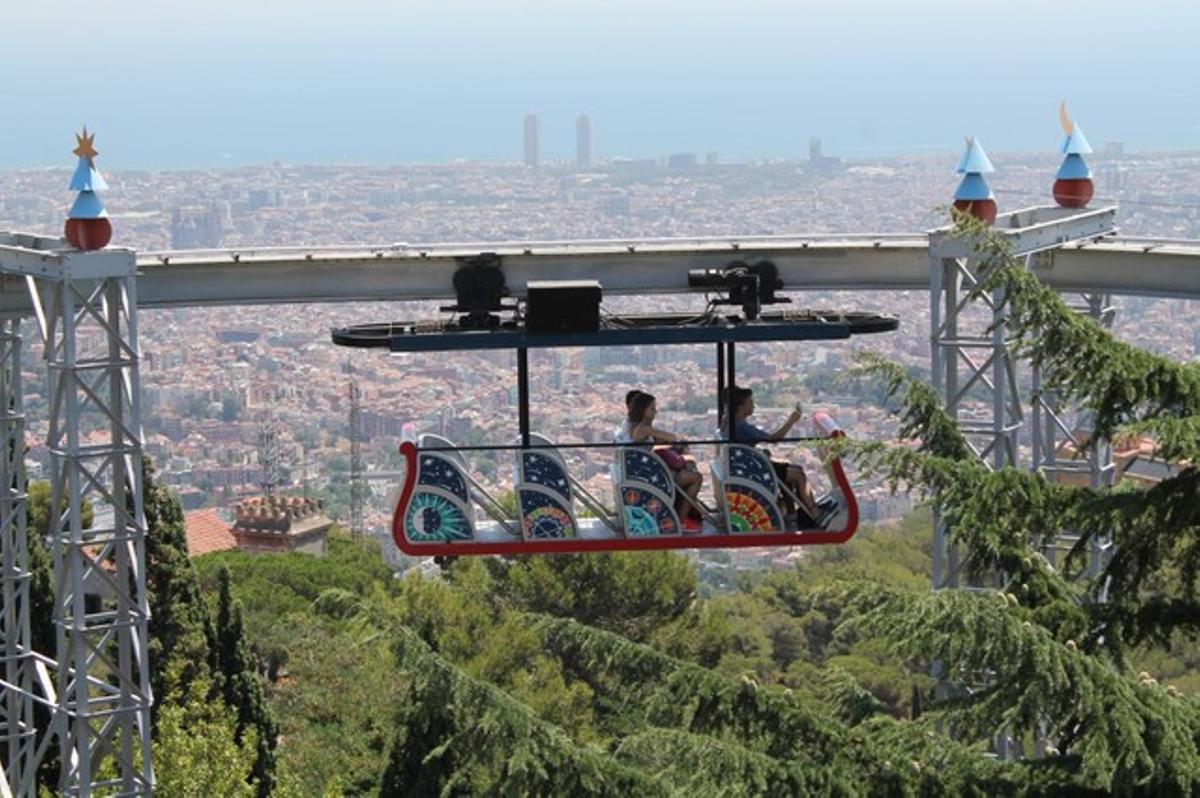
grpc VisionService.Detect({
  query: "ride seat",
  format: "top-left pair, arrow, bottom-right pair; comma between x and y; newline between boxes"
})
513,433 -> 579,540
713,443 -> 786,533
612,447 -> 683,537
397,434 -> 477,544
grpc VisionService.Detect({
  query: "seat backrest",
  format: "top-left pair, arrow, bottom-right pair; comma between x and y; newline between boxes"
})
418,433 -> 469,470
716,443 -> 784,533
399,448 -> 476,544
726,444 -> 780,496
612,447 -> 682,537
514,433 -> 578,540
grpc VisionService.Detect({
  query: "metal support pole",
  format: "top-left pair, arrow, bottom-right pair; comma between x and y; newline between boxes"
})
927,207 -> 1118,761
1030,291 -> 1115,588
931,255 -> 961,589
716,343 -> 725,423
517,347 -> 530,448
0,318 -> 37,794
724,343 -> 737,440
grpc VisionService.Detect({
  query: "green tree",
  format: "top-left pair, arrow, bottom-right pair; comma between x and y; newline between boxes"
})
19,482 -> 58,659
25,479 -> 94,789
215,566 -> 279,797
153,679 -> 258,798
142,457 -> 215,720
841,222 -> 1200,792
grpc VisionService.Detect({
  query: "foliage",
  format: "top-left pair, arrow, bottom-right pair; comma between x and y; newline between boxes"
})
496,551 -> 697,642
215,566 -> 279,797
856,587 -> 1200,794
196,534 -> 393,640
266,613 -> 398,796
153,679 -> 258,798
381,625 -> 667,796
142,457 -> 215,720
26,480 -> 91,656
392,564 -> 603,742
613,728 -> 840,797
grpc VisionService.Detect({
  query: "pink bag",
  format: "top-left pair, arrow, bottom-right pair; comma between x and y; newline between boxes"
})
657,447 -> 686,471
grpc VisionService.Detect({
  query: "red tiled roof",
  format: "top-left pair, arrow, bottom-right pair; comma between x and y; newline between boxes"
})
184,509 -> 237,557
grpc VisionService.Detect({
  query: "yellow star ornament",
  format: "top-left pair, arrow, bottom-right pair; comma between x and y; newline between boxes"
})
73,128 -> 99,162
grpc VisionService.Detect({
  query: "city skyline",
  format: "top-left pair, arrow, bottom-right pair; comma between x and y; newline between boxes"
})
2,2 -> 1198,169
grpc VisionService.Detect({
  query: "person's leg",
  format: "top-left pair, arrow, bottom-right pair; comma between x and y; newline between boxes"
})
684,469 -> 702,518
675,469 -> 702,520
787,465 -> 819,517
771,460 -> 796,514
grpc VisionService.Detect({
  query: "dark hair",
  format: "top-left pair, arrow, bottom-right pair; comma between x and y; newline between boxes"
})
730,386 -> 753,412
625,389 -> 644,407
628,392 -> 656,425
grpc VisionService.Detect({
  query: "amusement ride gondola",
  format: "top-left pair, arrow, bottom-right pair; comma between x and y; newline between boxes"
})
332,257 -> 898,556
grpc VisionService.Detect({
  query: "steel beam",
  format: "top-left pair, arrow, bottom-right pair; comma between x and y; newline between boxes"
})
1,230 -> 1200,312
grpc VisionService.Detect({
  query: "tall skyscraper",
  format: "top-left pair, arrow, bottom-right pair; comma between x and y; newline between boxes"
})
809,137 -> 822,163
524,114 -> 539,167
576,114 -> 592,169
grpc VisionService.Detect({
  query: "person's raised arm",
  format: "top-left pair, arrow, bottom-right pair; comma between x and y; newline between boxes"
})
765,403 -> 804,442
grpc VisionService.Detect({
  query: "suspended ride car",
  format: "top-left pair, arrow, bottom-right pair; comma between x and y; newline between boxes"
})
332,259 -> 897,556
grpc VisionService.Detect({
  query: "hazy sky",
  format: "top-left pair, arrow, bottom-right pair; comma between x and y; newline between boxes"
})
2,0 -> 1196,168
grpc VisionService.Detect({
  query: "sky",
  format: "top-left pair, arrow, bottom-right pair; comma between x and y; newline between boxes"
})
1,0 -> 1197,169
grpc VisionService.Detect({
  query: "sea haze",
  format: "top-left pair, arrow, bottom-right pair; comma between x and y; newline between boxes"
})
1,0 -> 1197,169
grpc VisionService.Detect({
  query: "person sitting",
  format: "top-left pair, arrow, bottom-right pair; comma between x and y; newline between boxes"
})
624,391 -> 703,531
614,389 -> 645,444
723,385 -> 826,525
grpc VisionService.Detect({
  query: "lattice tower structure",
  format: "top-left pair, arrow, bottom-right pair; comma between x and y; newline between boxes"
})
348,378 -> 364,540
258,421 -> 283,498
0,240 -> 154,796
928,205 -> 1117,760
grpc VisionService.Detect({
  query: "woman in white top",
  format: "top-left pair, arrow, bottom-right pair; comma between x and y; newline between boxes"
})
624,391 -> 702,531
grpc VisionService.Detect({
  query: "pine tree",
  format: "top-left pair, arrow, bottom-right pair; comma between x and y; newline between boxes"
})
844,221 -> 1200,792
142,456 -> 215,721
214,566 -> 279,797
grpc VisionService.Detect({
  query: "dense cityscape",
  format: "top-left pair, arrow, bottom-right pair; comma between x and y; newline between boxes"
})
3,141 -> 1200,566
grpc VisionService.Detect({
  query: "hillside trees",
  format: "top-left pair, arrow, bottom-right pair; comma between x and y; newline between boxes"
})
140,460 -> 278,795
496,551 -> 697,642
843,225 -> 1200,792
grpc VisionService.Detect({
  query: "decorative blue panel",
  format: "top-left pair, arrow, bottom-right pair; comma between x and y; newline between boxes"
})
618,486 -> 678,537
404,491 -> 473,543
519,489 -> 576,539
418,454 -> 469,505
521,451 -> 571,501
622,449 -> 673,496
728,446 -> 777,493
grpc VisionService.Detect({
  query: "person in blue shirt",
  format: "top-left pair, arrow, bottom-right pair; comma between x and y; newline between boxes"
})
724,386 -> 821,522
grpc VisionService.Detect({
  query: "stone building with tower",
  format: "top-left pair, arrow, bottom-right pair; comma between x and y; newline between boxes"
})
230,495 -> 332,555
